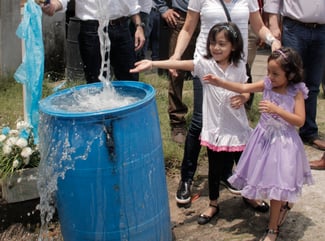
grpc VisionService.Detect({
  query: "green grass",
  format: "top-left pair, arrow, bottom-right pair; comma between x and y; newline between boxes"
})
0,72 -> 262,175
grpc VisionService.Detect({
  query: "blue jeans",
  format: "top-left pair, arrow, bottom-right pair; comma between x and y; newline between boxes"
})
146,8 -> 161,60
282,17 -> 325,139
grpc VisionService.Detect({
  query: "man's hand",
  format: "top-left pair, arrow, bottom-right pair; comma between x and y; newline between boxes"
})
134,27 -> 145,51
162,9 -> 180,28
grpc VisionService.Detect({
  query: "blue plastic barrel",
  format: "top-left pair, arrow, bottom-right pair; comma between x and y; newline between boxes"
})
38,81 -> 172,241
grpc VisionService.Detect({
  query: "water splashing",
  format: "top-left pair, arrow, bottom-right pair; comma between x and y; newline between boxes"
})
96,0 -> 111,87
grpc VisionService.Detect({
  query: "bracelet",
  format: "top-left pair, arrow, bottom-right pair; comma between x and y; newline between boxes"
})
265,33 -> 276,46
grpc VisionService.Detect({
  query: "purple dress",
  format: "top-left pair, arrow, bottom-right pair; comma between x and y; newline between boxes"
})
228,77 -> 314,203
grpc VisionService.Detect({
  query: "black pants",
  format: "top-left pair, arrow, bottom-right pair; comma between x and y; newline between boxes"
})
207,149 -> 242,201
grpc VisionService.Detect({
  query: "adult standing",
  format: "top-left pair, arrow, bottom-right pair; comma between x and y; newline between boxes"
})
42,0 -> 145,83
130,0 -> 153,61
173,0 -> 281,214
264,0 -> 325,151
155,0 -> 199,144
143,1 -> 161,61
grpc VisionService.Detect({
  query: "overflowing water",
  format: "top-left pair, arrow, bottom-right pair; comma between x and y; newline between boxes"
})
43,86 -> 140,112
36,1 -> 140,240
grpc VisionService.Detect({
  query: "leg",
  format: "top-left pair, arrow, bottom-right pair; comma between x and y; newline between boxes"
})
260,200 -> 281,241
149,8 -> 160,61
197,148 -> 224,225
176,77 -> 203,204
282,19 -> 325,150
220,152 -> 241,195
277,201 -> 294,227
167,17 -> 188,143
168,14 -> 199,143
109,21 -> 139,81
78,21 -> 101,84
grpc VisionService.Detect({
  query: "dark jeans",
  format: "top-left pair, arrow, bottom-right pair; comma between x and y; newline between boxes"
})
168,10 -> 198,128
146,8 -> 161,61
78,19 -> 138,84
282,17 -> 325,139
180,77 -> 203,181
207,149 -> 242,200
78,20 -> 101,83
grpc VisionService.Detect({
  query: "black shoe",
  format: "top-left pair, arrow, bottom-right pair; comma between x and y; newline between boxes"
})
175,180 -> 192,204
242,197 -> 269,213
197,204 -> 220,225
220,179 -> 241,195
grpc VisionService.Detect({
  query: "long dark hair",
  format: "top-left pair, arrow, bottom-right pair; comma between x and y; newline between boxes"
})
204,22 -> 244,65
268,47 -> 304,84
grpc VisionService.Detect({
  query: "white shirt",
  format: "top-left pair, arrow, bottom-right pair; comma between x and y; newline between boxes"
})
188,0 -> 259,62
264,0 -> 325,24
59,0 -> 141,20
193,57 -> 252,150
139,0 -> 153,14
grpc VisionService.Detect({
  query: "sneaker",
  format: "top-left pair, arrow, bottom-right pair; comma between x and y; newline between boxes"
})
220,179 -> 241,195
176,180 -> 192,204
171,127 -> 187,144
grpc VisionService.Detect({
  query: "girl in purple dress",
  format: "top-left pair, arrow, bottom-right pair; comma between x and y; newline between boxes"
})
203,47 -> 314,241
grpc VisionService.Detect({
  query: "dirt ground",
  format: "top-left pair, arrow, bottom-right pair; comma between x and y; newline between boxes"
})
1,52 -> 325,241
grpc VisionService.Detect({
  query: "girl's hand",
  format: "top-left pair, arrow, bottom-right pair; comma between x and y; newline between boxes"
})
230,95 -> 246,109
203,74 -> 221,86
130,60 -> 153,73
258,100 -> 278,114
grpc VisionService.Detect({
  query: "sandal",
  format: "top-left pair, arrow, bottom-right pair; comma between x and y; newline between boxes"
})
197,204 -> 220,225
260,228 -> 279,241
278,202 -> 293,227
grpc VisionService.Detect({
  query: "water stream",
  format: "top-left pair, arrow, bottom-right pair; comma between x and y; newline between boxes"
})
37,2 -> 139,240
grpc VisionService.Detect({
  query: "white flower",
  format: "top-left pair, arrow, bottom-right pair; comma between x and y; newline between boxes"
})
12,159 -> 20,168
3,144 -> 12,155
16,137 -> 28,148
21,147 -> 33,158
0,134 -> 6,142
6,136 -> 18,146
16,121 -> 30,130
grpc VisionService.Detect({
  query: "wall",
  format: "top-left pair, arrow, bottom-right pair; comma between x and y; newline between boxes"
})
0,0 -> 22,76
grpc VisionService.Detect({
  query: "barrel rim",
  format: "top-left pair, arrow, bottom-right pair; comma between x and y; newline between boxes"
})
39,81 -> 156,118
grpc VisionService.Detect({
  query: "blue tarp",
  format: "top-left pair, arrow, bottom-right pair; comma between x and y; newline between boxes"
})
14,0 -> 44,143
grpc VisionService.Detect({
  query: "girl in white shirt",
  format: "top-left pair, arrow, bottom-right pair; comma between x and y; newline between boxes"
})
130,21 -> 252,225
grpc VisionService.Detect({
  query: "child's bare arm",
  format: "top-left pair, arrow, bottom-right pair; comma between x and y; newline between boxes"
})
130,59 -> 194,73
203,74 -> 264,93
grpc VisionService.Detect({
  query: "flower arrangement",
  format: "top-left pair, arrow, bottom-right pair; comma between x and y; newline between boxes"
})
0,121 -> 40,178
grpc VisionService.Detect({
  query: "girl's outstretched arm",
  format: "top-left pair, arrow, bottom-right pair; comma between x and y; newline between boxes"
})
130,59 -> 194,73
259,91 -> 306,127
203,74 -> 264,93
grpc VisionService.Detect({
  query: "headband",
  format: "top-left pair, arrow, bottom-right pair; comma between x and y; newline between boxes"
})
275,49 -> 287,60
